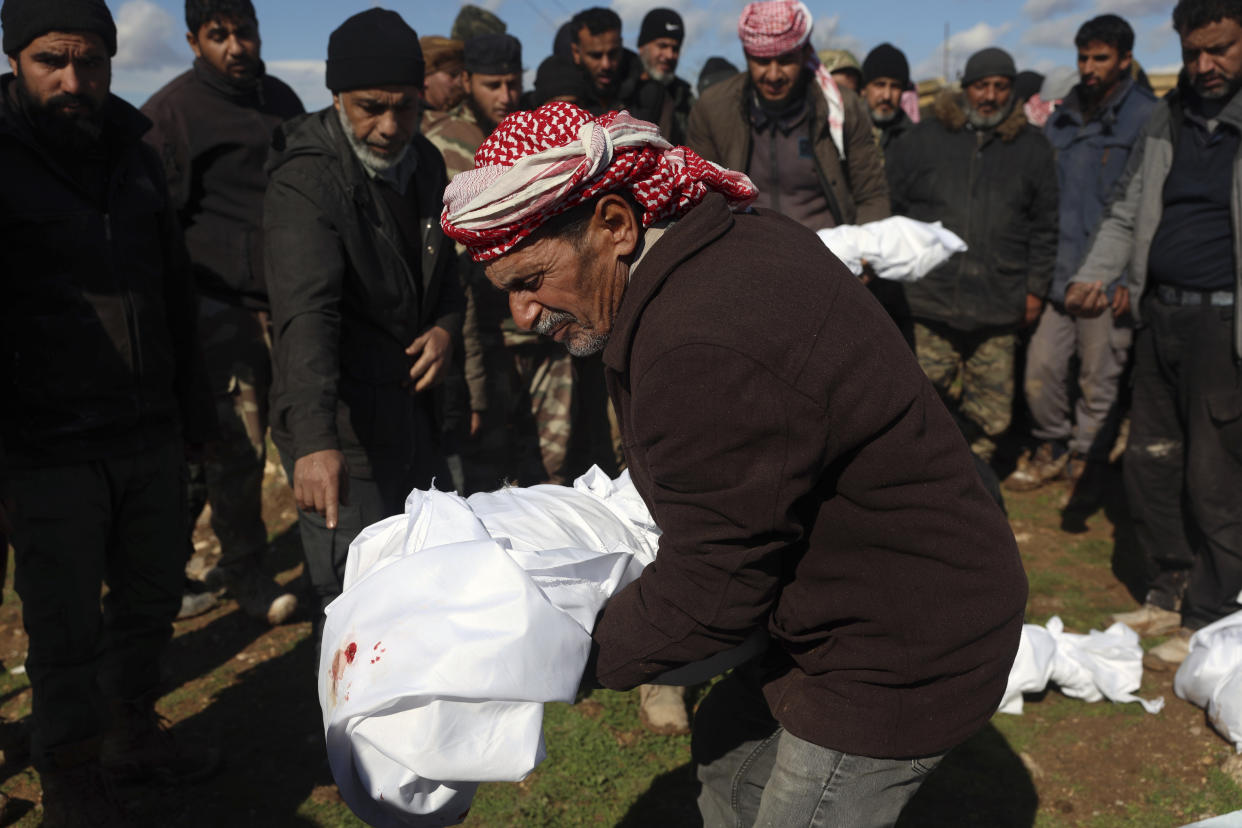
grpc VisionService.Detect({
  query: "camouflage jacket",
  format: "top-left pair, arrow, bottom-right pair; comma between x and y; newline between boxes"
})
421,103 -> 485,181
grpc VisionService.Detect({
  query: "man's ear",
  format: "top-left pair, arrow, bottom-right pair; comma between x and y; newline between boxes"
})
332,93 -> 341,112
1120,51 -> 1134,73
186,30 -> 203,59
7,55 -> 17,76
594,193 -> 640,259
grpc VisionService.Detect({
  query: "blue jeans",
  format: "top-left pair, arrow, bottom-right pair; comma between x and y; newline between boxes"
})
694,667 -> 943,827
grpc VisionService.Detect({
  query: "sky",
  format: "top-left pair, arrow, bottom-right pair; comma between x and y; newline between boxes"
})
90,0 -> 1187,111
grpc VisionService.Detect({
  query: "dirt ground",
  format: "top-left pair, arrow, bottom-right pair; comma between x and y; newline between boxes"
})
0,461 -> 1237,826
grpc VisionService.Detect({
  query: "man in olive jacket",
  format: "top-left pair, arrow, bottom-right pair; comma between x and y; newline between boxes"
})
686,1 -> 889,231
443,102 -> 1026,828
264,10 -> 463,640
888,47 -> 1059,462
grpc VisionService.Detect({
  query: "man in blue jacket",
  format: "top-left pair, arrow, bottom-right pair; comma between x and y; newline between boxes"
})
1006,15 -> 1155,502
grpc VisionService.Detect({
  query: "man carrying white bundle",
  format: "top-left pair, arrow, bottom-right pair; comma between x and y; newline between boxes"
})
441,101 -> 1027,826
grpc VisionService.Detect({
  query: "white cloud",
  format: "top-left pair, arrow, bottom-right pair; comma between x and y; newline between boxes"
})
811,14 -> 865,63
113,0 -> 183,71
1021,16 -> 1080,48
610,0 -> 722,49
911,21 -> 1014,82
1022,0 -> 1083,21
266,59 -> 331,112
1097,0 -> 1171,17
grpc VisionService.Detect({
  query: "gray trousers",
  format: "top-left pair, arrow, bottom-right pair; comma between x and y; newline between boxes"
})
1024,302 -> 1132,458
693,667 -> 942,828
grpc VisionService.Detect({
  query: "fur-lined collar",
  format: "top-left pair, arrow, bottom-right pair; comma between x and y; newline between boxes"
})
933,89 -> 1027,142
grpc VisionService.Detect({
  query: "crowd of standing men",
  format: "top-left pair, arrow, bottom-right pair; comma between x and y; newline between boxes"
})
0,0 -> 1239,824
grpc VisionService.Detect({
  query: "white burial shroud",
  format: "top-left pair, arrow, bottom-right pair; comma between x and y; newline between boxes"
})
816,216 -> 968,282
318,468 -> 660,828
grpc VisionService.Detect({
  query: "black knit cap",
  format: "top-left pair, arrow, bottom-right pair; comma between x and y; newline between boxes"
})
2,0 -> 117,57
697,56 -> 737,96
464,33 -> 521,75
961,47 -> 1016,86
862,43 -> 909,87
326,8 -> 423,93
533,54 -> 589,106
638,8 -> 684,47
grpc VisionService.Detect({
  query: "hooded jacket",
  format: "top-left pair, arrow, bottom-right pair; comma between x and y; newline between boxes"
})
264,108 -> 464,476
685,71 -> 890,227
1045,75 -> 1155,304
0,77 -> 214,467
593,194 -> 1027,759
141,59 -> 304,311
1071,75 -> 1242,358
888,90 -> 1059,331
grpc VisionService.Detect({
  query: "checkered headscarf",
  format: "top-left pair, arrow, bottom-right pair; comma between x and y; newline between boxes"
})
737,0 -> 846,159
441,102 -> 758,262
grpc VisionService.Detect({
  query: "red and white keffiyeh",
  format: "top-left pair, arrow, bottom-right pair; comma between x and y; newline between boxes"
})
737,0 -> 846,159
441,102 -> 757,262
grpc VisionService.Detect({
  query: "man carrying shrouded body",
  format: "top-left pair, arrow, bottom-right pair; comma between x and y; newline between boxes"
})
441,101 -> 1027,828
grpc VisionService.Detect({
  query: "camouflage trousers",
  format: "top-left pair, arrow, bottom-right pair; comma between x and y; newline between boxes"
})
188,297 -> 271,570
914,322 -> 1016,462
461,342 -> 570,492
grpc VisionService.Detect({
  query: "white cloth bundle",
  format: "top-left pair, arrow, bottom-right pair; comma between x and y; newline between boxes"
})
816,216 -> 967,282
998,616 -> 1164,715
319,468 -> 660,828
1174,609 -> 1242,752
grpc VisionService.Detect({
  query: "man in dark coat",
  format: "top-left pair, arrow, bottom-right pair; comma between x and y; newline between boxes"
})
442,102 -> 1026,828
888,46 -> 1059,463
0,0 -> 218,819
633,8 -> 694,144
142,0 -> 304,625
264,9 -> 464,644
862,42 -> 914,152
687,0 -> 889,232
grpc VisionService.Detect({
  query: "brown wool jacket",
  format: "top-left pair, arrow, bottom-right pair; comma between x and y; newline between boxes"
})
686,72 -> 890,226
593,195 -> 1028,759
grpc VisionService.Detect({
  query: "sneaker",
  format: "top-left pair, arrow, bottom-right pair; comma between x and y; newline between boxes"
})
638,684 -> 689,735
211,563 -> 298,626
176,590 -> 218,621
1003,442 -> 1068,493
101,698 -> 220,786
1143,627 -> 1193,672
40,761 -> 132,827
1111,604 -> 1182,637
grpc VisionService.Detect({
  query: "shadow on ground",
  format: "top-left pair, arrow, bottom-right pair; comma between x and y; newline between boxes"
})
616,723 -> 1037,828
134,633 -> 329,826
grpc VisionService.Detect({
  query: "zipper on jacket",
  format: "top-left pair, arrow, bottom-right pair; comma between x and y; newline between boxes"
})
769,125 -> 781,214
107,208 -> 146,421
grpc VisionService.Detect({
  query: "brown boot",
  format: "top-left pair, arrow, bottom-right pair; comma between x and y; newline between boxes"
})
40,760 -> 132,828
100,697 -> 220,786
638,684 -> 690,735
1003,442 -> 1068,492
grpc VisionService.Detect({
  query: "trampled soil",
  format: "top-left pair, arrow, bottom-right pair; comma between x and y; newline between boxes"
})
0,462 -> 1237,826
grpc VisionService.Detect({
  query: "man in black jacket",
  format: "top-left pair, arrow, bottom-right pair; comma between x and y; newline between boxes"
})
888,47 -> 1059,463
143,0 -> 303,626
0,0 -> 218,820
634,8 -> 694,144
264,9 -> 464,645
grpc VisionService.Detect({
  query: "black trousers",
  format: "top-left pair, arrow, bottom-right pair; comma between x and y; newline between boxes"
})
4,441 -> 185,770
1124,295 -> 1242,629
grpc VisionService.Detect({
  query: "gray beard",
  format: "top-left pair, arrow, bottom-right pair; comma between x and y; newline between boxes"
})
640,54 -> 674,85
965,97 -> 1013,130
870,106 -> 898,125
535,310 -> 609,356
337,105 -> 409,175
